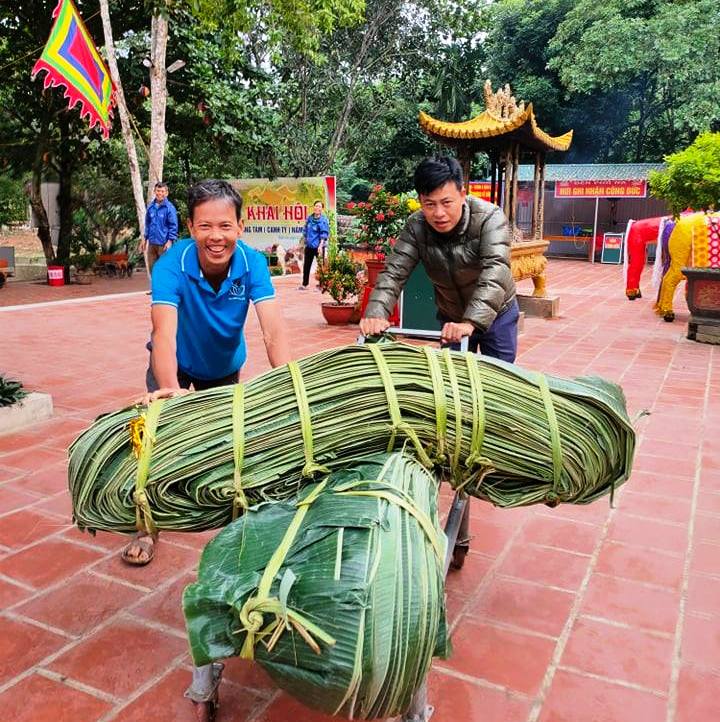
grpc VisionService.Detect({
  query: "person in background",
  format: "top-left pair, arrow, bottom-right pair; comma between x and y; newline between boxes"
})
360,156 -> 519,362
299,199 -> 329,290
122,179 -> 290,566
140,181 -> 179,280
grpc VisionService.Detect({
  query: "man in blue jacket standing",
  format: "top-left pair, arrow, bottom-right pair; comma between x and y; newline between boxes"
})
299,199 -> 329,290
141,181 -> 179,278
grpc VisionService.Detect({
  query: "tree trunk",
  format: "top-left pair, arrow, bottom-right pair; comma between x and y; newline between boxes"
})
98,0 -> 147,239
147,12 -> 169,198
55,114 -> 74,269
28,162 -> 55,266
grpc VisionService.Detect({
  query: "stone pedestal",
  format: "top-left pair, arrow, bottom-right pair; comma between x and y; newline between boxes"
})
0,392 -> 53,435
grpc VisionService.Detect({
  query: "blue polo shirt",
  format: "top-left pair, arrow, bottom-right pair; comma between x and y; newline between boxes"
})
151,238 -> 275,380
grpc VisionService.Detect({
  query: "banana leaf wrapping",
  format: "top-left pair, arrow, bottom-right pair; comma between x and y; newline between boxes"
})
69,342 -> 636,534
183,453 -> 449,720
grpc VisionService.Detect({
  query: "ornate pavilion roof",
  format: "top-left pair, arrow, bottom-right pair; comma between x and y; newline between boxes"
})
419,81 -> 573,153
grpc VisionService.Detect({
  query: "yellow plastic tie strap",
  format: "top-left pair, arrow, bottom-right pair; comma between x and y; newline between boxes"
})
237,480 -> 335,660
441,349 -> 464,478
367,345 -> 432,467
231,384 -> 248,520
132,399 -> 165,535
288,361 -> 329,478
536,373 -> 563,502
422,347 -> 447,462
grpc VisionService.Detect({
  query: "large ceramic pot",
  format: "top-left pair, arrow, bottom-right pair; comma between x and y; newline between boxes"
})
365,258 -> 385,286
321,302 -> 356,325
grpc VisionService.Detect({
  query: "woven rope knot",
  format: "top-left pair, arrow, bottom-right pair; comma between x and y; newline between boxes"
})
301,461 -> 330,479
545,491 -> 560,508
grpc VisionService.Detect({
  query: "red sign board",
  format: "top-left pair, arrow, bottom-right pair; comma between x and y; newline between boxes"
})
468,181 -> 493,202
554,180 -> 647,199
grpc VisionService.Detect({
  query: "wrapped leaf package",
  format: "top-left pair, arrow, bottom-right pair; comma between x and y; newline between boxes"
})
183,453 -> 449,720
69,342 -> 636,533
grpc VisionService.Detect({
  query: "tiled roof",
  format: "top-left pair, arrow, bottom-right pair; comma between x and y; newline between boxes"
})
515,163 -> 664,182
419,106 -> 573,152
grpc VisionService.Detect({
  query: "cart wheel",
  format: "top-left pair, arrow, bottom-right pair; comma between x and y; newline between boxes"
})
450,543 -> 469,570
0,273 -> 5,289
193,697 -> 218,722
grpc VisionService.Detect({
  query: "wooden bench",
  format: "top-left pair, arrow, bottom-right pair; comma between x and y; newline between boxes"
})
544,235 -> 600,262
95,253 -> 131,277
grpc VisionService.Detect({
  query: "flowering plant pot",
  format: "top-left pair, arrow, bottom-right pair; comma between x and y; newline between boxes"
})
346,186 -> 419,259
321,302 -> 356,325
365,258 -> 385,286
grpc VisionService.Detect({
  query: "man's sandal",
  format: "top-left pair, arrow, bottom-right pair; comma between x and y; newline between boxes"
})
121,532 -> 157,566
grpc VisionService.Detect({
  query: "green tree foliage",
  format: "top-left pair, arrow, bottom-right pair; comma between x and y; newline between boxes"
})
0,176 -> 27,226
548,0 -> 720,160
649,132 -> 720,216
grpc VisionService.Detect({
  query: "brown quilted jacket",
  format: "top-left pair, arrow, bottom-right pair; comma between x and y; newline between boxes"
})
365,196 -> 516,332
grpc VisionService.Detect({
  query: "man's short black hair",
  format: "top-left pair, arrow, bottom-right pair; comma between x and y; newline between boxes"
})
187,179 -> 244,221
414,156 -> 464,196
312,199 -> 324,206
154,181 -> 168,190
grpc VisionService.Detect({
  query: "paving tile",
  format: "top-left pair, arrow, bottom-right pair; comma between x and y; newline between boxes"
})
697,492 -> 720,515
681,614 -> 720,670
686,574 -> 720,617
221,657 -> 277,695
0,539 -> 105,589
443,620 -> 556,695
426,669 -> 532,722
690,540 -> 720,576
595,541 -> 684,590
444,552 -> 493,598
107,666 -> 264,722
520,516 -> 600,555
0,673 -> 112,722
15,572 -> 145,636
0,508 -> 69,549
47,619 -> 187,697
562,617 -> 672,691
693,513 -> 720,543
632,454 -> 696,479
471,577 -> 575,638
91,537 -> 199,590
155,529 -> 220,551
607,514 -> 688,554
17,462 -> 69,496
132,572 -> 195,632
0,577 -> 33,608
0,616 -> 68,685
496,542 -> 590,591
459,520 -> 516,556
31,491 -> 74,521
0,447 -> 68,473
538,668 -> 667,722
0,484 -> 40,515
581,574 -> 680,634
676,665 -> 720,722
616,490 -> 692,525
255,692 -> 348,722
60,527 -> 130,551
626,470 -> 694,499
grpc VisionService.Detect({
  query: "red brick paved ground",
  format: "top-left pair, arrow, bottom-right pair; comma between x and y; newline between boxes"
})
1,261 -> 718,722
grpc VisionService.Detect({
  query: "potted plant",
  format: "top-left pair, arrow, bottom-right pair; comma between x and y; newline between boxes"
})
70,250 -> 97,284
316,251 -> 362,325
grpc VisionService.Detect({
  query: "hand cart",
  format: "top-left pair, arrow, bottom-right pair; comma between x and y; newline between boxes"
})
186,336 -> 473,722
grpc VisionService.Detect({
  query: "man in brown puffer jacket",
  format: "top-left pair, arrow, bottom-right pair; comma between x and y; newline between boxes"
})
360,156 -> 519,362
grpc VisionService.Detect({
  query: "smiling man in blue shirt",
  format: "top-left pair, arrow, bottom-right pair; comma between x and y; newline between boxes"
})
122,179 -> 290,565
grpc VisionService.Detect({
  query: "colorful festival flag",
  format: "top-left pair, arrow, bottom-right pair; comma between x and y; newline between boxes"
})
32,0 -> 116,138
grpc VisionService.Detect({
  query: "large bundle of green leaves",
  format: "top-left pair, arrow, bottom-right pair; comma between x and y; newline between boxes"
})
183,453 -> 449,720
69,343 -> 635,534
